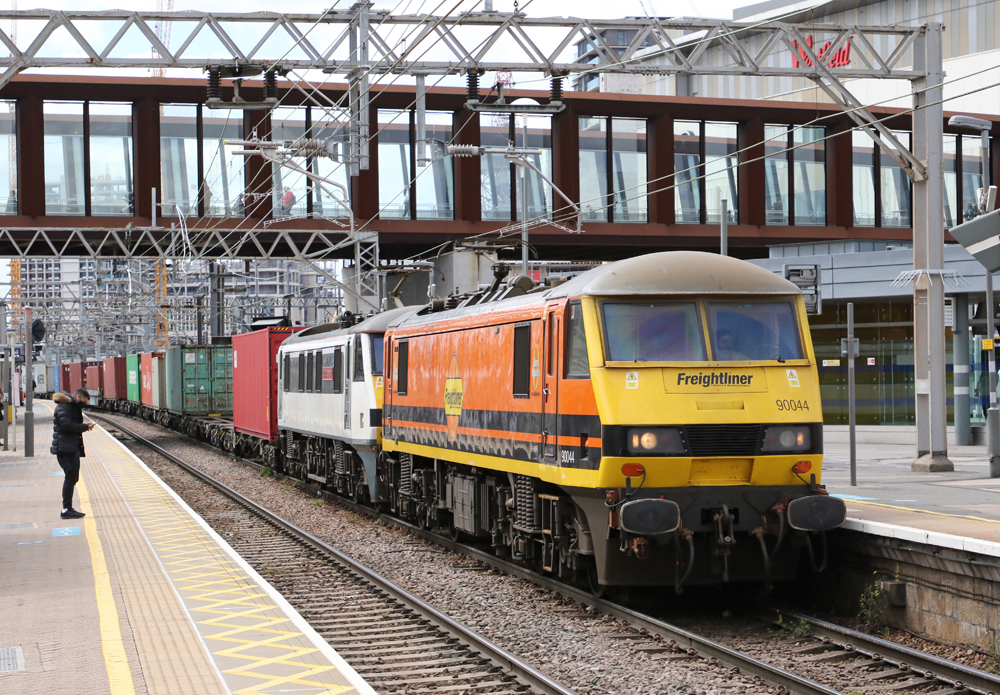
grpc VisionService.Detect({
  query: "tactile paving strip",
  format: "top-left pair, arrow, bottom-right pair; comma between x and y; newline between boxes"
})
86,425 -> 364,695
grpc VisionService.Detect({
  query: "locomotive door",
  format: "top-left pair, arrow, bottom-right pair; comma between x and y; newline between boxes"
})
542,306 -> 561,462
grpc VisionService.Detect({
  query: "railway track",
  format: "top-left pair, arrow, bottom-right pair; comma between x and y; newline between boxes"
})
91,414 -> 576,695
91,412 -> 1000,695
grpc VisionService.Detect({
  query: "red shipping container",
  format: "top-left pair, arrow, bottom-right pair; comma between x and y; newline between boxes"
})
141,352 -> 166,408
86,365 -> 104,396
102,357 -> 128,401
233,327 -> 302,441
59,364 -> 71,393
67,362 -> 85,393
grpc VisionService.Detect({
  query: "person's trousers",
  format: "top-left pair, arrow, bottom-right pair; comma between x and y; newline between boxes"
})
56,453 -> 81,510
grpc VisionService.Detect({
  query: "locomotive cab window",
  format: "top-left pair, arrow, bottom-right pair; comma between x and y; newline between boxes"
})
396,340 -> 408,395
513,323 -> 531,397
602,302 -> 706,362
707,301 -> 803,362
353,337 -> 366,381
371,335 -> 384,375
565,301 -> 590,378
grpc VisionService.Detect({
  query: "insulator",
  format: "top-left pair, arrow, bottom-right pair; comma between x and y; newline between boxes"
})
293,139 -> 329,158
264,70 -> 277,100
467,72 -> 479,99
447,144 -> 478,157
551,76 -> 563,102
207,67 -> 221,100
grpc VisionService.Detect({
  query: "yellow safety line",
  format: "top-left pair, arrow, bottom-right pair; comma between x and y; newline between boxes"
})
851,499 -> 1000,524
78,478 -> 138,695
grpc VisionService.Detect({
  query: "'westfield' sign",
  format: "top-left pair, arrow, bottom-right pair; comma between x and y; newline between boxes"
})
791,35 -> 852,68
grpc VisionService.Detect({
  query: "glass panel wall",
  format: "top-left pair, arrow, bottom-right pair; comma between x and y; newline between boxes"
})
579,116 -> 608,222
764,125 -> 788,225
513,114 -> 552,222
481,112 -> 511,221
89,103 -> 133,216
202,109 -> 245,217
611,118 -> 646,222
705,122 -> 737,224
271,106 -> 308,218
962,135 -> 985,222
378,109 -> 411,220
0,101 -> 14,214
793,126 -> 825,226
943,134 -> 958,228
673,120 -> 701,224
881,131 -> 911,228
160,104 -> 199,217
416,111 -> 454,220
44,102 -> 85,216
852,130 -> 876,227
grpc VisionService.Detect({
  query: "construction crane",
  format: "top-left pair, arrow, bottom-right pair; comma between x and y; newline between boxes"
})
152,0 -> 174,79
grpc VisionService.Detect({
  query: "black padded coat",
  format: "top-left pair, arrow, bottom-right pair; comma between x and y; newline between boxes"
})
50,392 -> 87,457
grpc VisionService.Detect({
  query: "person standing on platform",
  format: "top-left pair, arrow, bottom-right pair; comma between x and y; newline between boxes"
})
51,388 -> 93,519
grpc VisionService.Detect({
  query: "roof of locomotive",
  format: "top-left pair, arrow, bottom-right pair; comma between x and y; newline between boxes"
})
549,251 -> 798,298
390,251 -> 800,329
282,306 -> 421,349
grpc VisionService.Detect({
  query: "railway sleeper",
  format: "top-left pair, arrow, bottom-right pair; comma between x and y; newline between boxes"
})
350,657 -> 484,670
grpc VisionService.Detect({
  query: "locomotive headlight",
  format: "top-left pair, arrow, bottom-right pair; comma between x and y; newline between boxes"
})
762,425 -> 811,453
626,427 -> 685,455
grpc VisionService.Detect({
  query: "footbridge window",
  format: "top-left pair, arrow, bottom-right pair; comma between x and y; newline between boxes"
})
481,112 -> 552,223
579,116 -> 646,223
764,124 -> 826,227
674,120 -> 737,225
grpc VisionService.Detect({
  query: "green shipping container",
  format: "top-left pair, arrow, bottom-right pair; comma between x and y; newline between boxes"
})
210,345 -> 233,414
166,346 -> 212,415
126,354 -> 141,403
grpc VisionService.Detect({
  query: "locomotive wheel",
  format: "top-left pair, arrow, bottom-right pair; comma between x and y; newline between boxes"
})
448,516 -> 461,541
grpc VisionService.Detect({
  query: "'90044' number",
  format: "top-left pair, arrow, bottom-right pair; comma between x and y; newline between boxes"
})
776,399 -> 809,411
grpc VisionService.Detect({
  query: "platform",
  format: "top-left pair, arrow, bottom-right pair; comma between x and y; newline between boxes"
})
823,439 -> 1000,556
0,402 -> 374,695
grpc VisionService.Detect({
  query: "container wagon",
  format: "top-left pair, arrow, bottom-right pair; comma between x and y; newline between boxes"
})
125,354 -> 141,414
102,357 -> 128,410
59,364 -> 70,394
232,327 -> 302,461
86,364 -> 104,404
66,362 -> 85,393
140,351 -> 167,417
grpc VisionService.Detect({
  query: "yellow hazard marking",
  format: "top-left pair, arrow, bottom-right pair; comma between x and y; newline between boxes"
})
79,479 -> 138,694
851,499 -> 1000,524
92,427 -> 358,695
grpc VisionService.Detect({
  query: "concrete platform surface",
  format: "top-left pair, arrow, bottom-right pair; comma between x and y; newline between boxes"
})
823,438 -> 1000,553
0,402 -> 374,695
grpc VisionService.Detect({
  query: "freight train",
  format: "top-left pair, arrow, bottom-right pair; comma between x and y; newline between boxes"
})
58,251 -> 846,593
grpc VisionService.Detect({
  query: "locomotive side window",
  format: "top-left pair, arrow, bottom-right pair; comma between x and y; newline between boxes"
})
333,347 -> 344,393
306,352 -> 315,392
371,335 -> 384,375
283,354 -> 291,392
297,354 -> 306,392
321,351 -> 335,393
353,337 -> 366,381
397,340 -> 409,395
290,353 -> 301,392
314,350 -> 324,392
513,323 -> 531,398
707,301 -> 803,362
565,301 -> 590,378
602,302 -> 706,362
